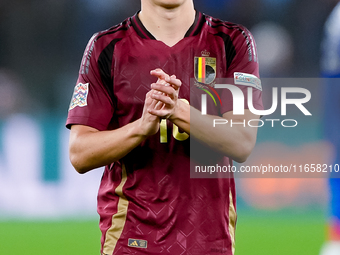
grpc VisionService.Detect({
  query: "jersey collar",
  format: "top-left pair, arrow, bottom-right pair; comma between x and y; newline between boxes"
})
131,11 -> 205,40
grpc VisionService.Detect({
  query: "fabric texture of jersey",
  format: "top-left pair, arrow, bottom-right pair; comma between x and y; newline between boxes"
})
66,11 -> 263,255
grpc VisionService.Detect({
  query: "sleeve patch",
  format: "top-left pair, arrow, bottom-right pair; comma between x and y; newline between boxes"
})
69,83 -> 89,111
234,72 -> 262,91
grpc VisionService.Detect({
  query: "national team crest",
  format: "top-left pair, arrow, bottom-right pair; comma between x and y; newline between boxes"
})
194,53 -> 216,85
69,83 -> 89,110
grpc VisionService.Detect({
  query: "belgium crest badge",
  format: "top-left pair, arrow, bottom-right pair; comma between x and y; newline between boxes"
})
194,50 -> 216,85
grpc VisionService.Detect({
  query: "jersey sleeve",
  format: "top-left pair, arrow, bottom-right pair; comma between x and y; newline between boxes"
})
220,26 -> 263,115
66,33 -> 115,131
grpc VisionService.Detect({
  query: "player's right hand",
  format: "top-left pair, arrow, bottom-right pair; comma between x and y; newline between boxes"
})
139,90 -> 162,137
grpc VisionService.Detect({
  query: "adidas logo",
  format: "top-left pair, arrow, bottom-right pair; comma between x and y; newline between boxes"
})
128,238 -> 147,249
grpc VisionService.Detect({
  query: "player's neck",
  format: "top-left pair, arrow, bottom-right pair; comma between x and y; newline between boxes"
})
139,1 -> 196,47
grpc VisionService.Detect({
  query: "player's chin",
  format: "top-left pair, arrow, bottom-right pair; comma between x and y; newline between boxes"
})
153,0 -> 186,9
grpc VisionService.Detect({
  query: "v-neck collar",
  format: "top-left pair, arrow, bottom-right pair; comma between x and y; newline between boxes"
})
130,11 -> 205,41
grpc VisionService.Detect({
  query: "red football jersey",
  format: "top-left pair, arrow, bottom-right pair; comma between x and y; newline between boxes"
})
66,11 -> 262,255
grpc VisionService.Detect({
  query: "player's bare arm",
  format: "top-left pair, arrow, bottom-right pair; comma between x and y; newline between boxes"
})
189,108 -> 259,163
149,69 -> 259,163
69,90 -> 161,174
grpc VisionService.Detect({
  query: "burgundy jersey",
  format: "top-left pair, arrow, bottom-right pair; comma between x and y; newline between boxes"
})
66,11 -> 262,255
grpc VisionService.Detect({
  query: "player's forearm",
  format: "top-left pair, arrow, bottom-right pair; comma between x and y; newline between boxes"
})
191,109 -> 258,162
172,104 -> 258,162
69,119 -> 149,174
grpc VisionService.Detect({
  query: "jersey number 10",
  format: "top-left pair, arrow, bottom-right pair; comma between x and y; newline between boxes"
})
160,99 -> 189,143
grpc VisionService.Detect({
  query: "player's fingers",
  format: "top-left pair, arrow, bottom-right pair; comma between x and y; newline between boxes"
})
157,79 -> 168,85
154,86 -> 167,94
144,90 -> 153,102
150,68 -> 170,81
147,90 -> 167,111
168,75 -> 182,90
151,88 -> 168,107
151,83 -> 177,100
151,93 -> 175,107
150,68 -> 166,77
145,91 -> 159,109
154,100 -> 164,110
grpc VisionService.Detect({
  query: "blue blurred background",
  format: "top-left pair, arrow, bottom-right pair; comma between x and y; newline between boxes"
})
0,0 -> 339,254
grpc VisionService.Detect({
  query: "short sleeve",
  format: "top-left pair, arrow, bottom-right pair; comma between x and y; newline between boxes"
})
220,26 -> 263,114
66,33 -> 114,131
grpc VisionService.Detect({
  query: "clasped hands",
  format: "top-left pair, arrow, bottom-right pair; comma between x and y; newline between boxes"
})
140,68 -> 182,137
148,68 -> 182,120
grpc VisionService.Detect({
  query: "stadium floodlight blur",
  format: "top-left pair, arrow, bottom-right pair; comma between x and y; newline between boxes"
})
251,22 -> 293,77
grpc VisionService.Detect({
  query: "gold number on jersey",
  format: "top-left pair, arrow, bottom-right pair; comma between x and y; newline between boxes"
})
160,99 -> 189,143
160,118 -> 168,143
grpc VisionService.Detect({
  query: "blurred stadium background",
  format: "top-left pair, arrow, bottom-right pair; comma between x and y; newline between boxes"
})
0,0 -> 338,254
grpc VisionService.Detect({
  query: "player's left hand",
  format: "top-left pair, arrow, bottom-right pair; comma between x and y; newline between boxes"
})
148,69 -> 182,120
